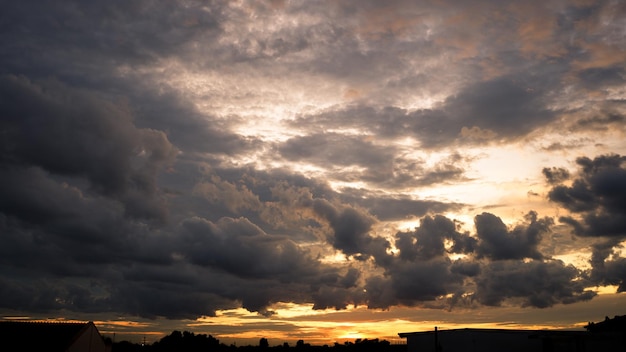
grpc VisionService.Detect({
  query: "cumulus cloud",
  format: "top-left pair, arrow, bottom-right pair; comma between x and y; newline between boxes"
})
548,154 -> 626,237
474,211 -> 552,260
278,133 -> 395,183
180,216 -> 318,280
542,167 -> 570,185
0,75 -> 177,221
1,0 -> 625,332
311,199 -> 379,258
473,260 -> 595,308
290,77 -> 559,149
395,215 -> 475,261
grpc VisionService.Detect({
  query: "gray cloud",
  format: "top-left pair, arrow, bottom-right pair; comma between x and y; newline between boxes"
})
548,154 -> 626,237
289,72 -> 559,149
180,216 -> 319,281
542,167 -> 570,185
0,0 -> 624,332
390,258 -> 466,305
345,194 -> 462,222
278,133 -> 395,183
474,211 -> 552,261
0,1 -> 223,78
577,66 -> 626,91
473,260 -> 595,308
574,111 -> 625,132
0,75 -> 177,221
395,215 -> 475,262
312,199 -> 378,259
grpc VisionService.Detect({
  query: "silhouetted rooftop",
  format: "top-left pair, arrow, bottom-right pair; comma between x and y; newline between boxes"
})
0,320 -> 93,352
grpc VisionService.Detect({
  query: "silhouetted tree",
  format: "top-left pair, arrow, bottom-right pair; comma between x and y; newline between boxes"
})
151,330 -> 224,352
259,338 -> 269,349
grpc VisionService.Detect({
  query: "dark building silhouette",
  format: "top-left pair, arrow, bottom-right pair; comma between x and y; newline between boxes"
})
585,315 -> 626,333
0,320 -> 110,352
399,323 -> 625,352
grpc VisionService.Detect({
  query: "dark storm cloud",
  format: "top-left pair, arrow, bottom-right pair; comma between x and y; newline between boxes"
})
474,211 -> 552,260
1,1 -> 255,158
395,215 -> 475,261
548,154 -> 626,237
574,112 -> 625,132
390,258 -> 466,304
0,75 -> 177,220
576,65 -> 626,90
290,73 -> 558,149
311,199 -> 378,258
545,154 -> 626,293
110,279 -> 232,320
425,76 -> 557,147
0,276 -> 110,314
278,133 -> 395,183
197,167 -> 463,224
278,132 -> 470,187
1,0 -> 624,327
345,194 -> 462,221
0,168 -> 172,270
127,86 -> 261,156
473,260 -> 595,308
180,216 -> 319,280
0,1 -> 223,78
363,215 -> 473,309
358,211 -> 597,309
587,239 -> 626,293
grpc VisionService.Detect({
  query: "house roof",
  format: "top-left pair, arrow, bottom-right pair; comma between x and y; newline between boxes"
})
0,320 -> 96,352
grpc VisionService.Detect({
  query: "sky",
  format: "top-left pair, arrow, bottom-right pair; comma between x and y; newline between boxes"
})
1,0 -> 625,346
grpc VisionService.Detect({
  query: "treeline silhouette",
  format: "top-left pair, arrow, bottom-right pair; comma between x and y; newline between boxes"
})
110,330 -> 406,352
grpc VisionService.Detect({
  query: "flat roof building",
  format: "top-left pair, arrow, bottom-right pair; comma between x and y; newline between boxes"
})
399,327 -> 624,352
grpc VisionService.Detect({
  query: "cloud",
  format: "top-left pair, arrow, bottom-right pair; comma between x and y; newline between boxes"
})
473,259 -> 596,308
395,215 -> 475,261
577,66 -> 626,91
343,193 -> 462,221
433,76 -> 557,146
289,72 -> 559,150
311,199 -> 378,258
542,167 -> 571,184
0,75 -> 177,221
588,240 -> 626,292
0,1 -> 223,77
474,211 -> 552,260
548,154 -> 626,237
389,258 -> 466,305
574,112 -> 626,132
278,133 -> 395,183
193,175 -> 263,214
180,216 -> 319,280
0,0 -> 625,333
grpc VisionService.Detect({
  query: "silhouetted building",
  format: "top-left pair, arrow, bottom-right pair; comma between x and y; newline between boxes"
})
399,327 -> 625,352
0,320 -> 110,352
585,315 -> 626,333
